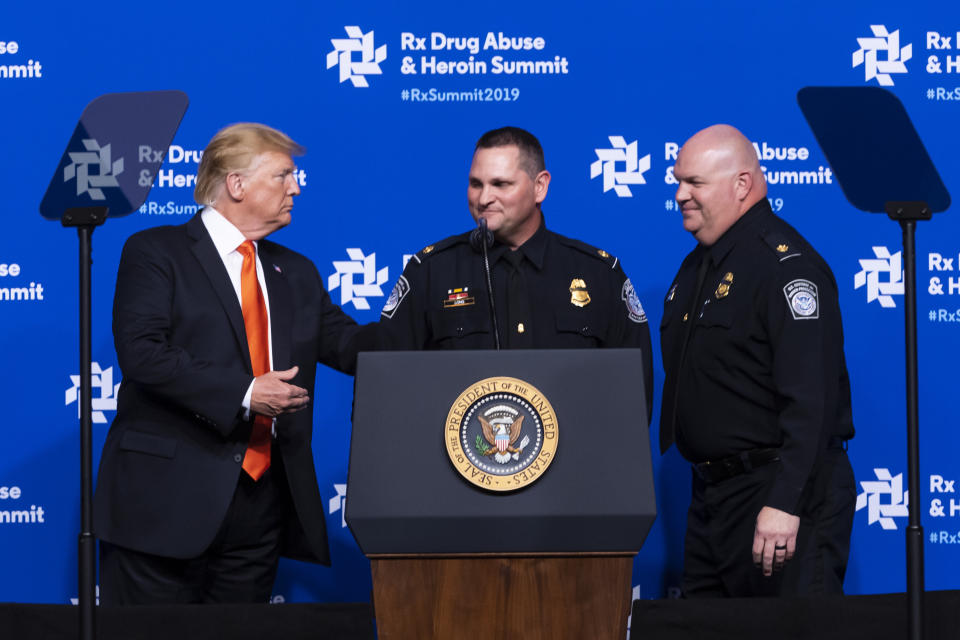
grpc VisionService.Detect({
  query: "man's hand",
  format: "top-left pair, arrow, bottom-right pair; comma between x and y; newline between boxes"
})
250,366 -> 310,417
752,506 -> 800,577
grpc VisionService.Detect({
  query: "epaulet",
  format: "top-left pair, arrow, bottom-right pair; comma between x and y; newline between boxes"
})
555,234 -> 619,269
406,233 -> 467,265
760,230 -> 802,262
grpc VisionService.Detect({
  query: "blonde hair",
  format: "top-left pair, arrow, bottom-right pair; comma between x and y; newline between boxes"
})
194,123 -> 304,205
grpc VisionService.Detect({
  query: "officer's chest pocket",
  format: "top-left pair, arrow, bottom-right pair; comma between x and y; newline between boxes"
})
695,299 -> 735,329
660,300 -> 682,332
689,299 -> 739,373
554,308 -> 607,347
429,308 -> 491,348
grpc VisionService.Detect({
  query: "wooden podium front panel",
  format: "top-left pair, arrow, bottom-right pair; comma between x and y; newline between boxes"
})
371,555 -> 633,640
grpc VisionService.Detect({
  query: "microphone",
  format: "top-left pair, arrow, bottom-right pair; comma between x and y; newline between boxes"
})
472,217 -> 501,350
469,216 -> 494,252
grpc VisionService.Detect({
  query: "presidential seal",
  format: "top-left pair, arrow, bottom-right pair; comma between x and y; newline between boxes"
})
445,377 -> 558,492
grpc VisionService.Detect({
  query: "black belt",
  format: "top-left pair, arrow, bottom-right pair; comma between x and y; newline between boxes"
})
694,448 -> 780,484
693,436 -> 849,484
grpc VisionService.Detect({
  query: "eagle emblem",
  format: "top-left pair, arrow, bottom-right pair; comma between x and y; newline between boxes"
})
478,415 -> 530,464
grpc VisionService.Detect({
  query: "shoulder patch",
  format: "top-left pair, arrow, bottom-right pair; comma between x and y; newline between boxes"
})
555,234 -> 618,268
381,275 -> 410,319
783,279 -> 819,320
761,231 -> 802,262
622,279 -> 648,323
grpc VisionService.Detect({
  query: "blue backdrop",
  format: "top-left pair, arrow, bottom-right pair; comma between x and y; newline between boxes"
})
2,0 -> 959,607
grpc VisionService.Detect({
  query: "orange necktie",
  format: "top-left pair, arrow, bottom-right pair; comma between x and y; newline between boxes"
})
237,240 -> 271,480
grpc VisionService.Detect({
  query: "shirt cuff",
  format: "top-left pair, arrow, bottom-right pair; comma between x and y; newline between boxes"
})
241,379 -> 255,420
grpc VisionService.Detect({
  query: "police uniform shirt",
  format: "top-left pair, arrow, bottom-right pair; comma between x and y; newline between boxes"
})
659,198 -> 854,514
379,220 -> 654,417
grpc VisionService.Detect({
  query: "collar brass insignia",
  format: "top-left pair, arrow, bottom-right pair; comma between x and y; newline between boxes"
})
569,278 -> 591,307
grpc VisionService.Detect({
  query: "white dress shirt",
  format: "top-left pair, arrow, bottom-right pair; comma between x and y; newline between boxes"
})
200,207 -> 274,418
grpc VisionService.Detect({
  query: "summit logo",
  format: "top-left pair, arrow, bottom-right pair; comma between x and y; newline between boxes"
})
590,136 -> 650,198
327,26 -> 387,88
64,139 -> 124,200
855,246 -> 904,308
856,467 -> 909,530
852,25 -> 912,86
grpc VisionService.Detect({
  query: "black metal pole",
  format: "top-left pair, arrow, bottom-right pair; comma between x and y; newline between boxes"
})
63,206 -> 107,640
78,224 -> 96,640
886,202 -> 930,640
901,218 -> 924,640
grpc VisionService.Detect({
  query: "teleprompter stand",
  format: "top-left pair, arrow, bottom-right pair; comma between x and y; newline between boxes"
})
62,206 -> 106,640
40,91 -> 188,640
798,86 -> 951,640
347,349 -> 656,639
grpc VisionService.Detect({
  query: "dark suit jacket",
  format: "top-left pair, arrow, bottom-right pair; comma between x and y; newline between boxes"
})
94,213 -> 362,564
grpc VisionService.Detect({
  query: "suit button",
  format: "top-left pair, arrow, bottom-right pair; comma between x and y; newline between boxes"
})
580,325 -> 589,334
234,454 -> 242,463
456,327 -> 464,336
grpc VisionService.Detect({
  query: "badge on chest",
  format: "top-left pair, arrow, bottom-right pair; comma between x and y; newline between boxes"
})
569,278 -> 591,307
715,272 -> 734,299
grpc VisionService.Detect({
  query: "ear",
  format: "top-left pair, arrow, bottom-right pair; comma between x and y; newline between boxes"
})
224,172 -> 244,201
734,170 -> 753,202
533,170 -> 551,205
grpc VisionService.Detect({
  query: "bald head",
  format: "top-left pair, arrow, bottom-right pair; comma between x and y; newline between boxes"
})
673,124 -> 767,246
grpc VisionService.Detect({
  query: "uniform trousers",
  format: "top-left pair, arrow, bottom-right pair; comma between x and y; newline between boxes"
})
682,448 -> 855,597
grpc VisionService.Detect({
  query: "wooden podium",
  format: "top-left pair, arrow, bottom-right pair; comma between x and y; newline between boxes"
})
348,350 -> 656,640
370,554 -> 633,639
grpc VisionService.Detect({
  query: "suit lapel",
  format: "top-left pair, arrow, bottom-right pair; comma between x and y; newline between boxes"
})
259,242 -> 293,371
186,214 -> 252,370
